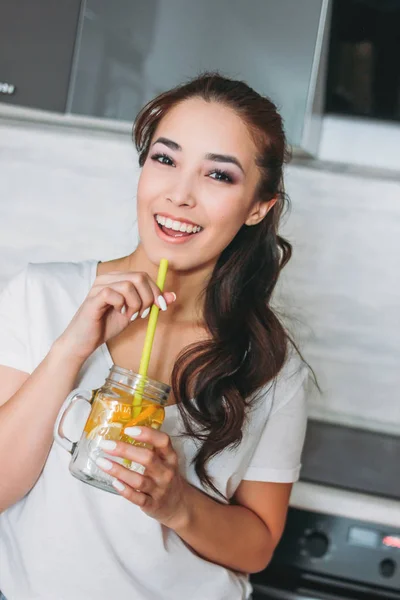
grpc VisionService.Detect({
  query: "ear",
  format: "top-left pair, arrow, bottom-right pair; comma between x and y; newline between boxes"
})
245,197 -> 277,226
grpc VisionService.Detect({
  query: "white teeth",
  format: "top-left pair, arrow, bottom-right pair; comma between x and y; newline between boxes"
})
155,214 -> 202,234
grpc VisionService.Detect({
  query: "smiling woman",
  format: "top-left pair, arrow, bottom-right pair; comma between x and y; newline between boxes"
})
131,78 -> 306,497
0,72 -> 311,600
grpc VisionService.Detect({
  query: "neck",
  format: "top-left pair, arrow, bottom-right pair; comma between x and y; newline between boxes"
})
123,245 -> 214,326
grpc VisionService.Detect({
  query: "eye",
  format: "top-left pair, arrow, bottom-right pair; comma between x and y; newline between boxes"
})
150,153 -> 175,166
208,169 -> 234,184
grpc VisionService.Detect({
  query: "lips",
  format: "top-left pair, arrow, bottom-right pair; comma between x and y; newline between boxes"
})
155,213 -> 202,234
153,215 -> 203,245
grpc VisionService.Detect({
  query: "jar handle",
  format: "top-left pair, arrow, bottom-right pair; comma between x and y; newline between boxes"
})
53,388 -> 95,453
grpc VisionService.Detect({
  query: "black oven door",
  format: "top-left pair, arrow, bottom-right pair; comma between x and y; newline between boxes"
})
251,569 -> 400,600
250,507 -> 400,600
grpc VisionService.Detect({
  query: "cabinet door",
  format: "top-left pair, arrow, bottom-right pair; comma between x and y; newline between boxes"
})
68,0 -> 329,151
0,0 -> 81,113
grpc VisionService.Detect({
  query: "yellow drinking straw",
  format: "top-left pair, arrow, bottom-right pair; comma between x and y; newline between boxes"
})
132,258 -> 169,415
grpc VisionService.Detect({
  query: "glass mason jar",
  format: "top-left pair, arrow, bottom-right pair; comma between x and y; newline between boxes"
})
54,365 -> 171,494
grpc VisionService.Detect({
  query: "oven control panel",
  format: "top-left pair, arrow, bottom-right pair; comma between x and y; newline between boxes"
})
253,507 -> 400,593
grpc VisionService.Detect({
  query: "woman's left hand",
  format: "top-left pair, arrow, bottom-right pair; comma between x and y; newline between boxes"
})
96,427 -> 190,529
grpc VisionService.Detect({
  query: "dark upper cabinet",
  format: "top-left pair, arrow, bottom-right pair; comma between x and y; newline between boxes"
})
0,0 -> 81,113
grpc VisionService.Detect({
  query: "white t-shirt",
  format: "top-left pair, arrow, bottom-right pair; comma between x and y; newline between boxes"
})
0,259 -> 308,600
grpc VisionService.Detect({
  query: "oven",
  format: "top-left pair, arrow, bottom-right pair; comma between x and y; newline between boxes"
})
250,507 -> 400,600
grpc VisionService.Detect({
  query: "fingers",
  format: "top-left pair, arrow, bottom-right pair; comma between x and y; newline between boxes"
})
95,455 -> 153,498
96,271 -> 166,309
89,286 -> 127,318
112,484 -> 149,507
108,279 -> 153,319
163,292 -> 177,305
98,434 -> 177,477
95,432 -> 181,517
123,427 -> 177,465
90,272 -> 176,319
96,438 -> 177,504
98,440 -> 165,477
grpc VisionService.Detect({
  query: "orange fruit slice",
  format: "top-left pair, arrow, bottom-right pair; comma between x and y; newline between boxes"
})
123,405 -> 158,430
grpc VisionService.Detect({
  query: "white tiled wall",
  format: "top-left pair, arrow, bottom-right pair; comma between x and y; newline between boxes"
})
1,117 -> 400,435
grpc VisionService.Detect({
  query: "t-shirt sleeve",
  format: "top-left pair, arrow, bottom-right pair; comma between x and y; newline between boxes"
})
0,266 -> 31,373
242,364 -> 309,483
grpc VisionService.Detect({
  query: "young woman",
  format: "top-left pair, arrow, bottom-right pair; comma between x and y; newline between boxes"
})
0,73 -> 309,600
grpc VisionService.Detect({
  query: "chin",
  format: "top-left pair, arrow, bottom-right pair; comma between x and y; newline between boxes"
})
147,250 -> 198,273
141,241 -> 214,275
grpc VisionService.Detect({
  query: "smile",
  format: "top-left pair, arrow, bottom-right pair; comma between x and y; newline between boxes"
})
153,214 -> 203,245
155,214 -> 203,237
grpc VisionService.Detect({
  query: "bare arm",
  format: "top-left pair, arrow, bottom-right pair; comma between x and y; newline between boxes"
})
95,426 -> 292,574
171,479 -> 292,573
0,341 -> 85,512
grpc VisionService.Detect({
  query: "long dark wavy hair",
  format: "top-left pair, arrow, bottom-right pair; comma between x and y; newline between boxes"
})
134,72 -> 303,497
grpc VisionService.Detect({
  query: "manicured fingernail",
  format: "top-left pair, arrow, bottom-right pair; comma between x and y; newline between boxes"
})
112,479 -> 126,492
130,461 -> 146,475
95,457 -> 113,471
130,311 -> 139,322
99,440 -> 117,451
124,426 -> 142,437
171,292 -> 177,302
141,307 -> 150,319
121,305 -> 126,315
158,295 -> 167,311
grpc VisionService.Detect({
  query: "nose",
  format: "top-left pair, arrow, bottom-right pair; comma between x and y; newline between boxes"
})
166,172 -> 197,208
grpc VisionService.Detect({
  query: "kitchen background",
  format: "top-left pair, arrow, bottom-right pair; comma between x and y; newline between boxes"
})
1,0 -> 400,597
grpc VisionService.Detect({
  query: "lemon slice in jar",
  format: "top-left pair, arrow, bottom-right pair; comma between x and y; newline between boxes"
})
86,422 -> 123,441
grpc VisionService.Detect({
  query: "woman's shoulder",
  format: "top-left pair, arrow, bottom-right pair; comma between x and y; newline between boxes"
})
25,258 -> 98,285
2,258 -> 99,308
252,342 -> 309,416
279,342 -> 309,386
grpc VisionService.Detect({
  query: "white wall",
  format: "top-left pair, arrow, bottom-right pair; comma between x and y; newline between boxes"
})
1,116 -> 399,438
0,119 -> 139,286
280,165 -> 400,435
319,115 -> 400,172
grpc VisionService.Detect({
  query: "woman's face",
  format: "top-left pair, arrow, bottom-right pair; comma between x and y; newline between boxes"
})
136,98 -> 269,272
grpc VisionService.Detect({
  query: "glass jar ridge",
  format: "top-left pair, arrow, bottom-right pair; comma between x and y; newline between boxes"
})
104,365 -> 170,405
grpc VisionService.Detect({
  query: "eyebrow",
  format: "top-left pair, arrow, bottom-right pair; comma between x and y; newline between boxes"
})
153,137 -> 181,151
152,137 -> 245,174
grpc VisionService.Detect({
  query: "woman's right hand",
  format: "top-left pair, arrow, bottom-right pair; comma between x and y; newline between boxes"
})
55,270 -> 176,362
